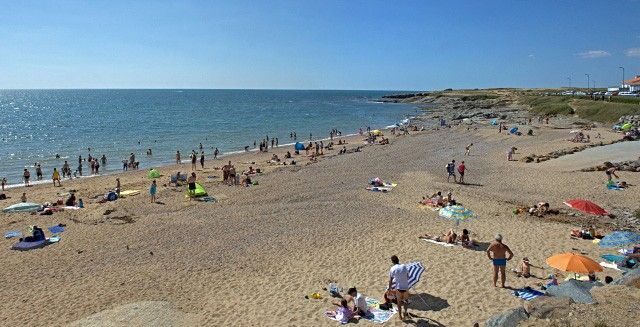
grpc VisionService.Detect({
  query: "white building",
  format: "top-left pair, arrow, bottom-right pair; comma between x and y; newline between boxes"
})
624,75 -> 640,92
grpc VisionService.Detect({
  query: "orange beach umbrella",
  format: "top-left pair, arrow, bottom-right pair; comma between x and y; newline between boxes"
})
546,253 -> 603,275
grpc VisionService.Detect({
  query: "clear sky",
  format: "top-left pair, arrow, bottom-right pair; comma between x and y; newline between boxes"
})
1,0 -> 639,90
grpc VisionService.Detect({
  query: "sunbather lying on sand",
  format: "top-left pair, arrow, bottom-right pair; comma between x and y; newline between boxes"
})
420,191 -> 444,206
419,229 -> 457,243
570,226 -> 601,240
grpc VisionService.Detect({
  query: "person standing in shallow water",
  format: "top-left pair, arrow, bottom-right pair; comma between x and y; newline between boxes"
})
214,148 -> 219,159
23,169 -> 31,187
176,150 -> 181,164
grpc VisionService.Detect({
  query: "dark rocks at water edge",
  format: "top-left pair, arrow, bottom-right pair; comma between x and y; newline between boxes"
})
580,157 -> 640,172
519,139 -> 635,164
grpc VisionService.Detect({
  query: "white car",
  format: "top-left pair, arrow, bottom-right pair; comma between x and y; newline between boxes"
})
618,92 -> 638,97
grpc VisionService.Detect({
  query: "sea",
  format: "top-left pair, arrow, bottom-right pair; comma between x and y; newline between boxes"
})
0,89 -> 418,187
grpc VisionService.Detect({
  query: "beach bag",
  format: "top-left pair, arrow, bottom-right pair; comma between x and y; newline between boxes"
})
106,192 -> 118,201
0,194 -> 6,200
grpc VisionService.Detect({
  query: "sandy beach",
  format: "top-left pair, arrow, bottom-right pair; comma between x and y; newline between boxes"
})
1,119 -> 638,326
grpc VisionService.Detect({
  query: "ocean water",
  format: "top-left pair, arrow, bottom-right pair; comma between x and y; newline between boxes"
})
0,89 -> 416,186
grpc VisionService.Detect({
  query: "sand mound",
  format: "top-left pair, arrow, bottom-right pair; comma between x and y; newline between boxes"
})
66,301 -> 195,327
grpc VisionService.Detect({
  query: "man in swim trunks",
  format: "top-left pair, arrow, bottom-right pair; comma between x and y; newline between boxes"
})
486,234 -> 513,287
187,172 -> 197,200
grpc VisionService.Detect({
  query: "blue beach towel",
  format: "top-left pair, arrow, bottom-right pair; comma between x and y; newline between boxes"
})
4,230 -> 22,239
48,226 -> 65,234
607,184 -> 623,191
513,288 -> 544,301
601,254 -> 625,263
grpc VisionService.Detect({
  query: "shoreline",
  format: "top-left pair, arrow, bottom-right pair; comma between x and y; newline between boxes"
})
0,116 -> 638,326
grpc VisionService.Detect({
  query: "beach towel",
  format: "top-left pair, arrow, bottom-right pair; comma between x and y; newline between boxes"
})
601,254 -> 625,263
11,239 -> 48,251
48,225 -> 65,234
607,184 -> 623,191
3,202 -> 41,213
421,238 -> 455,247
47,236 -> 61,243
417,204 -> 441,211
119,190 -> 141,197
4,230 -> 22,239
512,288 -> 544,301
366,186 -> 392,192
324,297 -> 396,324
62,206 -> 82,210
599,262 -> 622,271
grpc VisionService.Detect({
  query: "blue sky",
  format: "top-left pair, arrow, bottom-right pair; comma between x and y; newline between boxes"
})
1,0 -> 639,90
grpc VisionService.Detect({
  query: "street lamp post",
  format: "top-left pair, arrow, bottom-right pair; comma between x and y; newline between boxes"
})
567,76 -> 571,88
619,66 -> 625,88
593,80 -> 596,90
585,74 -> 590,93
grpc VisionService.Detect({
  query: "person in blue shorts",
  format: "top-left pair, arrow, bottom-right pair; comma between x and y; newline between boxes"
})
486,234 -> 513,288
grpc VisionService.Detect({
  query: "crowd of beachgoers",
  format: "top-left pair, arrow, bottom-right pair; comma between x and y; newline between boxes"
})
1,112 -> 639,326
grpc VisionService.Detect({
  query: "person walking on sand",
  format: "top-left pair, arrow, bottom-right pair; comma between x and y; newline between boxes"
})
149,180 -> 157,203
446,160 -> 457,183
52,168 -> 62,187
200,152 -> 205,169
23,168 -> 31,187
187,172 -> 197,200
214,148 -> 219,159
457,161 -> 466,184
507,147 -> 517,161
1,177 -> 6,191
465,143 -> 473,156
176,150 -> 181,165
388,255 -> 410,320
486,234 -> 514,288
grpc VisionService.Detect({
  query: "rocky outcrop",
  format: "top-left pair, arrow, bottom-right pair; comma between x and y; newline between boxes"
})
580,157 -> 640,172
520,139 -> 636,164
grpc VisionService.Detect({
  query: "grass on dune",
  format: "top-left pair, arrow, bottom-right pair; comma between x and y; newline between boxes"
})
519,95 -> 640,123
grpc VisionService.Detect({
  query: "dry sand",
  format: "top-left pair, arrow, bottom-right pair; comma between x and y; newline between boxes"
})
0,122 -> 638,326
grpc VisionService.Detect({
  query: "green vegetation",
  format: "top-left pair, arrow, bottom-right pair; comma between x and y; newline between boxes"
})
572,99 -> 640,123
520,96 -> 574,115
520,95 -> 640,123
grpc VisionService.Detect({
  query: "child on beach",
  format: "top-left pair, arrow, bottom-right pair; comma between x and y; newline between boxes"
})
149,180 -> 157,203
465,143 -> 473,156
52,168 -> 62,187
325,299 -> 354,324
21,193 -> 27,203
